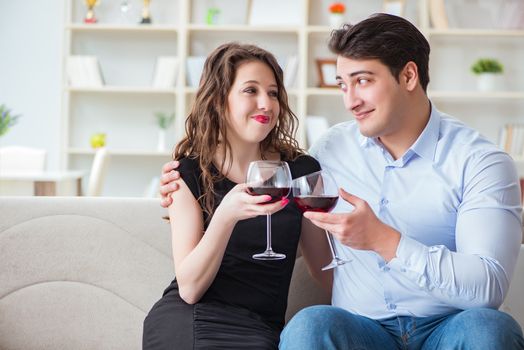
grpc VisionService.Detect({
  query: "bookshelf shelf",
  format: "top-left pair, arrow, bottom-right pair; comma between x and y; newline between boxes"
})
67,86 -> 177,94
188,24 -> 300,33
66,23 -> 179,32
428,91 -> 524,101
306,88 -> 341,96
68,148 -> 172,157
428,29 -> 524,37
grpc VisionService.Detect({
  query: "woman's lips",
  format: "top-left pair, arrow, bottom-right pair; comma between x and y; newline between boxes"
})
252,115 -> 270,124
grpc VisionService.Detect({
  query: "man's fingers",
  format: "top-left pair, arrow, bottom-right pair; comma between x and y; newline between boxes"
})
339,188 -> 364,207
159,182 -> 179,196
160,170 -> 180,186
161,160 -> 179,174
160,196 -> 173,208
303,211 -> 339,223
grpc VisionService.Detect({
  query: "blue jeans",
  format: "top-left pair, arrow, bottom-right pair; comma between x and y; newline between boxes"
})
280,306 -> 524,349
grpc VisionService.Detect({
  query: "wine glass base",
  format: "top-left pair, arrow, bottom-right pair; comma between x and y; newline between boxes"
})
253,251 -> 286,260
321,258 -> 351,271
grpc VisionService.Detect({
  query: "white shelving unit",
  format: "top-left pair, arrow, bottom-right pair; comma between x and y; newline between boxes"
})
61,0 -> 524,196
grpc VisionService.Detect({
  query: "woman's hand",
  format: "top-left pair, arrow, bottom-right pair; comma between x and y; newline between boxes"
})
214,183 -> 289,224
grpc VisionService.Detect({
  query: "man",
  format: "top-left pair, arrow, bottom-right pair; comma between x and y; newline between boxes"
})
159,14 -> 524,349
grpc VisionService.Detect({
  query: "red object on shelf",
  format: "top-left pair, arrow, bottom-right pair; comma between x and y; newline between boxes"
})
329,2 -> 346,14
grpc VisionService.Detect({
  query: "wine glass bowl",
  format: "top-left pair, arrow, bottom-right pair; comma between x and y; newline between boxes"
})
292,170 -> 350,270
246,161 -> 292,260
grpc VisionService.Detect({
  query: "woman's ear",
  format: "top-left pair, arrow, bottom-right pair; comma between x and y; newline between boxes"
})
402,61 -> 419,92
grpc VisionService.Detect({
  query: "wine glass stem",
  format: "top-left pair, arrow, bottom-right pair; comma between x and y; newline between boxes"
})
325,230 -> 339,259
266,213 -> 273,252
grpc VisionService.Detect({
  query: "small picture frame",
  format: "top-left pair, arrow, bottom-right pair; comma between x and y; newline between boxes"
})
382,0 -> 406,17
316,59 -> 338,88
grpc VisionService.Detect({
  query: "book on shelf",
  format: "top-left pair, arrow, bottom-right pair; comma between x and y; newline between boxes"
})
152,56 -> 179,88
248,0 -> 301,26
306,116 -> 329,147
496,0 -> 524,29
499,124 -> 524,158
283,55 -> 298,88
66,56 -> 104,88
428,0 -> 448,30
186,56 -> 206,88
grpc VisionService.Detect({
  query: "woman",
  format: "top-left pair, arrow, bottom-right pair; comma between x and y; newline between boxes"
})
142,43 -> 330,349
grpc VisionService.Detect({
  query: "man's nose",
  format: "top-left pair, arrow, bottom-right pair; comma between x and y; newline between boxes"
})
344,88 -> 362,111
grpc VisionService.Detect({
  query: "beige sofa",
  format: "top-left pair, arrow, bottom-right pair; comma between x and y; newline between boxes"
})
0,197 -> 522,350
0,197 -> 329,350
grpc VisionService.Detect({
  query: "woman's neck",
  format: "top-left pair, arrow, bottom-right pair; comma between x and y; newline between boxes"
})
214,142 -> 279,183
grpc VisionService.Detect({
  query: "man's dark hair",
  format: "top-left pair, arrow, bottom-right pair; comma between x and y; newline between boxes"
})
329,13 -> 430,92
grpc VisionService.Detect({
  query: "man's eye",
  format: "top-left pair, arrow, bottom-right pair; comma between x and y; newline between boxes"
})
338,82 -> 347,91
357,78 -> 369,85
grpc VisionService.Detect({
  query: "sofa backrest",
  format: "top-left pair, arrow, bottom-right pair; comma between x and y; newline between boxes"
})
0,197 -> 329,350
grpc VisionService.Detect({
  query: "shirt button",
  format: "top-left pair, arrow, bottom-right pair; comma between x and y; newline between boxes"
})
400,268 -> 407,273
387,303 -> 397,310
380,198 -> 388,206
383,266 -> 390,272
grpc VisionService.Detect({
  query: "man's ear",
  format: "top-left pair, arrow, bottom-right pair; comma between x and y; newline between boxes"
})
401,61 -> 419,92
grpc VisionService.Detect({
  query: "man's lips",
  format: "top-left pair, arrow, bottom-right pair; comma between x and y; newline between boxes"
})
252,115 -> 270,124
353,109 -> 374,121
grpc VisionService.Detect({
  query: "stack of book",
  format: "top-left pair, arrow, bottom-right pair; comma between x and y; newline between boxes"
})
499,124 -> 524,158
66,56 -> 104,87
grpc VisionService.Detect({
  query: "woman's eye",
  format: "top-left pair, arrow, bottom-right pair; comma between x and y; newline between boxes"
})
244,87 -> 256,94
269,90 -> 278,98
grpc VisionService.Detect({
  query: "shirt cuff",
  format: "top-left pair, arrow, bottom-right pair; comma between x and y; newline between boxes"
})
390,234 -> 429,276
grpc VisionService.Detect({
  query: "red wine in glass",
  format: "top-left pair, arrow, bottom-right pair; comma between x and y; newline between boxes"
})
294,195 -> 338,213
248,187 -> 291,203
246,161 -> 292,260
291,170 -> 351,270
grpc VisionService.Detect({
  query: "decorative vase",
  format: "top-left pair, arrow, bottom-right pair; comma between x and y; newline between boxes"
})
476,73 -> 504,92
157,129 -> 166,151
329,13 -> 344,28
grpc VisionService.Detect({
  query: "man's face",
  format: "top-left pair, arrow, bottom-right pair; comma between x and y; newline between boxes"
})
336,56 -> 407,139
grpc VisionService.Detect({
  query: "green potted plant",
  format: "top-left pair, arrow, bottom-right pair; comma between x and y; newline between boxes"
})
0,104 -> 21,137
471,58 -> 504,92
154,112 -> 175,151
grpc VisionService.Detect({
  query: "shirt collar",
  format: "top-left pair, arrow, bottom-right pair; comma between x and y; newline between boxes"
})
357,102 -> 441,162
409,103 -> 441,162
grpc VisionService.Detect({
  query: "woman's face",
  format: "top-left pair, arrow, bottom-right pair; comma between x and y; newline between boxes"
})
225,60 -> 280,146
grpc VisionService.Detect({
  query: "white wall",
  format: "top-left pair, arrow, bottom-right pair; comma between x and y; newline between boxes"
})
0,0 -> 64,171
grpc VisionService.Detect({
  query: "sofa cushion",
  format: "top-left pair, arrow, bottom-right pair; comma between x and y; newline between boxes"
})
0,197 -> 329,349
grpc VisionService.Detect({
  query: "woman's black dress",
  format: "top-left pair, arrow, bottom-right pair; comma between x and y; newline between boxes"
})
143,155 -> 320,350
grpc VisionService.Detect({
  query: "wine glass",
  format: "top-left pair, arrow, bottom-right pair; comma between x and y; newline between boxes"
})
292,169 -> 351,270
246,160 -> 292,260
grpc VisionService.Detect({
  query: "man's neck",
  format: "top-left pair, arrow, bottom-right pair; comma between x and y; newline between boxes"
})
379,96 -> 431,160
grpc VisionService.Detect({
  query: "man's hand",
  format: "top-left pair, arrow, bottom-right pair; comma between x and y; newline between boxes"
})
303,188 -> 400,261
160,160 -> 181,208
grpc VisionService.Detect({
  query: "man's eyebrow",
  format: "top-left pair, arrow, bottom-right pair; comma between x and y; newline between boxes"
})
336,70 -> 374,80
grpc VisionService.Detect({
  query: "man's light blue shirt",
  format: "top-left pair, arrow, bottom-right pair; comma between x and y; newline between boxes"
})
309,105 -> 522,319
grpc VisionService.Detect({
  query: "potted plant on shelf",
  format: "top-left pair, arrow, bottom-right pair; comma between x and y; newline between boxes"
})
155,112 -> 175,152
471,58 -> 504,92
90,132 -> 106,149
0,104 -> 21,138
328,2 -> 346,29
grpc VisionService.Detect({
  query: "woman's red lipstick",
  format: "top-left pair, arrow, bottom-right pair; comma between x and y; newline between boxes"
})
252,115 -> 270,124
